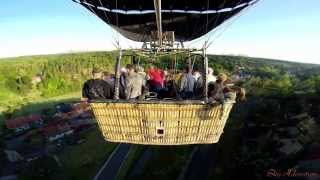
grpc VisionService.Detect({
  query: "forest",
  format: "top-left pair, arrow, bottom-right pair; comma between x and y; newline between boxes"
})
0,51 -> 319,111
1,51 -> 320,133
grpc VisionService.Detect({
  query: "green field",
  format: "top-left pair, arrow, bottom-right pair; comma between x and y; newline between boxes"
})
58,128 -> 117,180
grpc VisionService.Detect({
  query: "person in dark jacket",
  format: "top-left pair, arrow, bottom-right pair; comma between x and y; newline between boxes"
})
82,68 -> 114,101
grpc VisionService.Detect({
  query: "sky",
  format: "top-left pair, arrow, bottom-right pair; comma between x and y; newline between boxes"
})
0,0 -> 319,64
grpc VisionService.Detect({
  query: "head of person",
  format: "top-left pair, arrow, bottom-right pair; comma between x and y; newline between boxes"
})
135,65 -> 144,73
193,70 -> 201,80
120,67 -> 127,75
208,67 -> 214,75
223,86 -> 246,102
126,64 -> 135,75
102,71 -> 113,81
164,70 -> 172,81
216,73 -> 228,83
149,65 -> 156,71
92,68 -> 103,79
237,88 -> 246,101
184,66 -> 192,73
163,70 -> 168,76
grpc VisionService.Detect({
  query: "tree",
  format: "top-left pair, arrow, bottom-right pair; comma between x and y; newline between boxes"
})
19,157 -> 59,180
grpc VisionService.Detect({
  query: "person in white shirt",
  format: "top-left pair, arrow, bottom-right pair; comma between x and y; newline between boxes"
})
207,67 -> 217,83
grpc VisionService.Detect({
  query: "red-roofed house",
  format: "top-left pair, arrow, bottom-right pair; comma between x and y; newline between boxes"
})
55,102 -> 93,120
5,114 -> 43,133
41,121 -> 73,142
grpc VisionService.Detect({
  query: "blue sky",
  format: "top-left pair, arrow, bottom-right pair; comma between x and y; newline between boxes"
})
0,0 -> 319,64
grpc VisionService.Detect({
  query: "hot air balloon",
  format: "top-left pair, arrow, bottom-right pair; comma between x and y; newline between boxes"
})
73,0 -> 258,145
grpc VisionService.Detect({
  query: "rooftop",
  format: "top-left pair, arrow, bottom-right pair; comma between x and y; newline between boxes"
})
5,114 -> 42,129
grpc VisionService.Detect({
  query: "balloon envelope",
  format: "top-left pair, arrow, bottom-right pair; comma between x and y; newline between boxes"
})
77,0 -> 258,42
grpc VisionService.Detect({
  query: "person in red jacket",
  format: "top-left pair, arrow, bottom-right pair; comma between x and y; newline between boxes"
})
147,65 -> 164,93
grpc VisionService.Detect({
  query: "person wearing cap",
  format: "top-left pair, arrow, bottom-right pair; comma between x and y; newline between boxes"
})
82,68 -> 114,101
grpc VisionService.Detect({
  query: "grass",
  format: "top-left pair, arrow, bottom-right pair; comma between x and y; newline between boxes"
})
58,128 -> 117,180
0,91 -> 81,114
116,145 -> 145,180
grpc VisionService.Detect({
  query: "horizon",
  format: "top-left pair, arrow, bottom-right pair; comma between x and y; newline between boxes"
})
1,0 -> 320,64
1,50 -> 319,66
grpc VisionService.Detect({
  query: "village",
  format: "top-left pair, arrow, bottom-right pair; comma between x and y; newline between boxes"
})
0,102 -> 97,180
0,98 -> 319,180
233,104 -> 320,179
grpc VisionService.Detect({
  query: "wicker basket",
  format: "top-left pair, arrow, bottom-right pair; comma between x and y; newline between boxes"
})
90,100 -> 234,145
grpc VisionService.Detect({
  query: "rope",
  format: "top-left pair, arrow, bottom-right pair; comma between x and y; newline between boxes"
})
205,0 -> 228,44
206,1 -> 260,49
205,0 -> 210,38
115,0 -> 120,49
83,0 -> 120,49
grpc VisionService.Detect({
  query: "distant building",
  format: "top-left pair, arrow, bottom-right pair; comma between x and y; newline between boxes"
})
55,102 -> 93,120
41,121 -> 73,142
5,114 -> 43,133
297,117 -> 318,139
274,114 -> 319,157
0,175 -> 17,180
31,74 -> 42,85
69,118 -> 94,128
4,150 -> 23,163
278,139 -> 303,156
22,149 -> 46,162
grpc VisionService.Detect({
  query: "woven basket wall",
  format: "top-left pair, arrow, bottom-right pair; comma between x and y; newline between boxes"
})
90,102 -> 234,145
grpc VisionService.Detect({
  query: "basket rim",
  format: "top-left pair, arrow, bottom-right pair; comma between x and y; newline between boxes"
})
89,99 -> 235,105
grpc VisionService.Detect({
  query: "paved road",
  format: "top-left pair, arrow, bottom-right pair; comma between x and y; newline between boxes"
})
183,145 -> 217,180
127,147 -> 152,178
94,143 -> 131,180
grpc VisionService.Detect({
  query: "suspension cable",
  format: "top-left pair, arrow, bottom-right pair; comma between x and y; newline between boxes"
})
153,0 -> 163,47
206,0 -> 260,49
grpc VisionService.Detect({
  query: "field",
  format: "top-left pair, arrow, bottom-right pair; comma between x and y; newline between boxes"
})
58,128 -> 117,180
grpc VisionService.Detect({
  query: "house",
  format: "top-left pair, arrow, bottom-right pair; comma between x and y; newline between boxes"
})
288,113 -> 310,122
22,149 -> 46,162
54,102 -> 92,120
69,117 -> 95,128
31,74 -> 42,85
4,150 -> 23,163
0,175 -> 17,180
41,121 -> 73,142
55,103 -> 73,113
297,117 -> 318,139
5,114 -> 43,133
278,138 -> 303,156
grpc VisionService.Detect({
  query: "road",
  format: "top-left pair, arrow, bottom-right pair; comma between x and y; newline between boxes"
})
183,145 -> 217,180
94,143 -> 131,180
